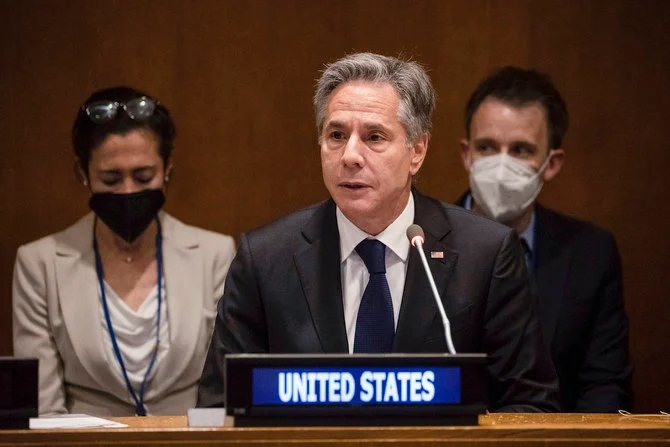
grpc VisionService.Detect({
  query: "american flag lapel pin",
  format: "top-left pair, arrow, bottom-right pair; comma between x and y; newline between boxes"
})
430,251 -> 444,259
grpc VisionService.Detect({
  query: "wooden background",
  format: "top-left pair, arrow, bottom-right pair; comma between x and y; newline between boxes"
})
1,0 -> 668,412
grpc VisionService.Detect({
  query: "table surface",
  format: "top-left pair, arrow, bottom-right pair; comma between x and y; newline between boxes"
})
2,413 -> 670,446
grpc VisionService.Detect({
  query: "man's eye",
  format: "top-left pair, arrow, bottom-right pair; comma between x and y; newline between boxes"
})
476,144 -> 494,153
511,145 -> 533,157
369,134 -> 383,142
330,131 -> 345,140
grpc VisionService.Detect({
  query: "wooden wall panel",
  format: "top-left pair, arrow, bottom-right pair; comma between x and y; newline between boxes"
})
1,0 -> 668,412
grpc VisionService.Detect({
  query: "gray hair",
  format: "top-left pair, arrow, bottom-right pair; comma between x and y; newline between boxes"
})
314,53 -> 435,145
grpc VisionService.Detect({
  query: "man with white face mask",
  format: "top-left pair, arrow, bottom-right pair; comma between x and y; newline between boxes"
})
457,67 -> 632,412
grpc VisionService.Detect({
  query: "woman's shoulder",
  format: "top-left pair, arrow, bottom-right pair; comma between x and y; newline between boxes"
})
17,214 -> 94,260
160,212 -> 235,253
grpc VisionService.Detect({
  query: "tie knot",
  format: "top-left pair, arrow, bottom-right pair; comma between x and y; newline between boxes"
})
356,239 -> 386,274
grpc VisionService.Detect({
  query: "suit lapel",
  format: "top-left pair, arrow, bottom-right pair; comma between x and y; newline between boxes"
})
294,200 -> 348,353
534,205 -> 571,348
55,214 -> 128,396
151,213 -> 204,390
394,191 -> 458,352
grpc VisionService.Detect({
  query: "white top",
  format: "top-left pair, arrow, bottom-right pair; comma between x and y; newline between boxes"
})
336,194 -> 415,353
100,279 -> 170,395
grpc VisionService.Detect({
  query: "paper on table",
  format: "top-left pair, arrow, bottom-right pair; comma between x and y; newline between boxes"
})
29,414 -> 128,429
187,407 -> 233,427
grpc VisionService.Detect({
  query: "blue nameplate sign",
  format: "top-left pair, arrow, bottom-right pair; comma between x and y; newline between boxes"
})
224,354 -> 487,427
252,367 -> 460,405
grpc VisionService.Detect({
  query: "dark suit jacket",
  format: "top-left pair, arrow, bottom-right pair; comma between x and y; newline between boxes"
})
456,193 -> 633,412
198,190 -> 560,412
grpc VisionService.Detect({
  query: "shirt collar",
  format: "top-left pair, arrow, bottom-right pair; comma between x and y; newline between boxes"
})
463,192 -> 536,255
336,193 -> 415,263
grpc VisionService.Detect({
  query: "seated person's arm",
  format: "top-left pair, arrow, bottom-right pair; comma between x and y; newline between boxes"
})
575,236 -> 632,412
198,232 -> 267,407
484,230 -> 560,412
13,244 -> 67,415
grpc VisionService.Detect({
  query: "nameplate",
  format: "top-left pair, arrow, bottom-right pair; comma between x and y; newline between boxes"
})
0,357 -> 38,430
252,367 -> 460,405
224,353 -> 487,427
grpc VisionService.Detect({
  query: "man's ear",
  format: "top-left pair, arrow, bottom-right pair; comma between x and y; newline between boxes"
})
409,133 -> 429,175
459,138 -> 473,172
541,148 -> 565,182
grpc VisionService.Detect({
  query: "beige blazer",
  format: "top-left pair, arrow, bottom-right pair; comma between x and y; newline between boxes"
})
12,212 -> 235,416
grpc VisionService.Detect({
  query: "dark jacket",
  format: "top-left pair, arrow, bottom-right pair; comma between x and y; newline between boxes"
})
456,192 -> 633,412
198,190 -> 560,412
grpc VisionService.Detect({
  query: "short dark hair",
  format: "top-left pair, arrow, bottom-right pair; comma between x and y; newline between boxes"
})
72,86 -> 176,176
464,67 -> 568,150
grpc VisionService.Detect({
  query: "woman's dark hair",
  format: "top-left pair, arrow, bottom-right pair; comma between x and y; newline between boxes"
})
72,86 -> 176,176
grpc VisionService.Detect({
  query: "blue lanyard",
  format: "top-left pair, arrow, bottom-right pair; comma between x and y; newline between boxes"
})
93,218 -> 163,416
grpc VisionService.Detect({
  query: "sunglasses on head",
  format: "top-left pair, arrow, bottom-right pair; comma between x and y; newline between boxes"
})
83,96 -> 157,124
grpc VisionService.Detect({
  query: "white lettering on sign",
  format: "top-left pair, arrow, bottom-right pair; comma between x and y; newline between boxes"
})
341,372 -> 355,402
278,371 -> 439,404
360,371 -> 374,402
422,371 -> 435,401
397,372 -> 411,401
383,372 -> 399,402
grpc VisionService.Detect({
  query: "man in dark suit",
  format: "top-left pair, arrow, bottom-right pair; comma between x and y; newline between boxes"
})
456,66 -> 633,412
198,53 -> 559,412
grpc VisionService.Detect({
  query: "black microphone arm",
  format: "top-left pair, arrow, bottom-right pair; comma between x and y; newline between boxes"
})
406,224 -> 457,355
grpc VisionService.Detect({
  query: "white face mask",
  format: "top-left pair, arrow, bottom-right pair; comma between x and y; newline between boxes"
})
469,152 -> 552,223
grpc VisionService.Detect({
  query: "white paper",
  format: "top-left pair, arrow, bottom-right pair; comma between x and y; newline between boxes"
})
29,414 -> 128,429
187,408 -> 233,427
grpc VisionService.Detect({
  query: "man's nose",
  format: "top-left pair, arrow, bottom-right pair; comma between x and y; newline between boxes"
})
341,136 -> 365,167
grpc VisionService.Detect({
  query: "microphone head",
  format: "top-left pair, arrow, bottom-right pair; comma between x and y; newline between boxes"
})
406,224 -> 425,247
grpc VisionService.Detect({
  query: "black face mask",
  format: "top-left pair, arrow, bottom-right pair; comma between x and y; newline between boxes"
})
89,189 -> 165,243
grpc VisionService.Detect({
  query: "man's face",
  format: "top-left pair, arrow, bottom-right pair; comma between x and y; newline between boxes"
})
460,97 -> 563,181
320,80 -> 427,235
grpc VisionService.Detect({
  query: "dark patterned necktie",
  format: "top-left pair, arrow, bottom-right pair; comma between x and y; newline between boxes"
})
353,239 -> 395,353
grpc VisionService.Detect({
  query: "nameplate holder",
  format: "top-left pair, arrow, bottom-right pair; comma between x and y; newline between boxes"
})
0,357 -> 38,430
224,353 -> 487,427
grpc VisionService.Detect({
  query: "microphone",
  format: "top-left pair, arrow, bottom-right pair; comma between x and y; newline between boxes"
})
406,224 -> 457,355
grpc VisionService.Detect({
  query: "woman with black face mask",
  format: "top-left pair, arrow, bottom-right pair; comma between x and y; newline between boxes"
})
12,86 -> 236,417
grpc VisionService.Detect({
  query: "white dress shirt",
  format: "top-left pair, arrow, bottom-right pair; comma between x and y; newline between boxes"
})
336,194 -> 415,353
100,280 -> 170,392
